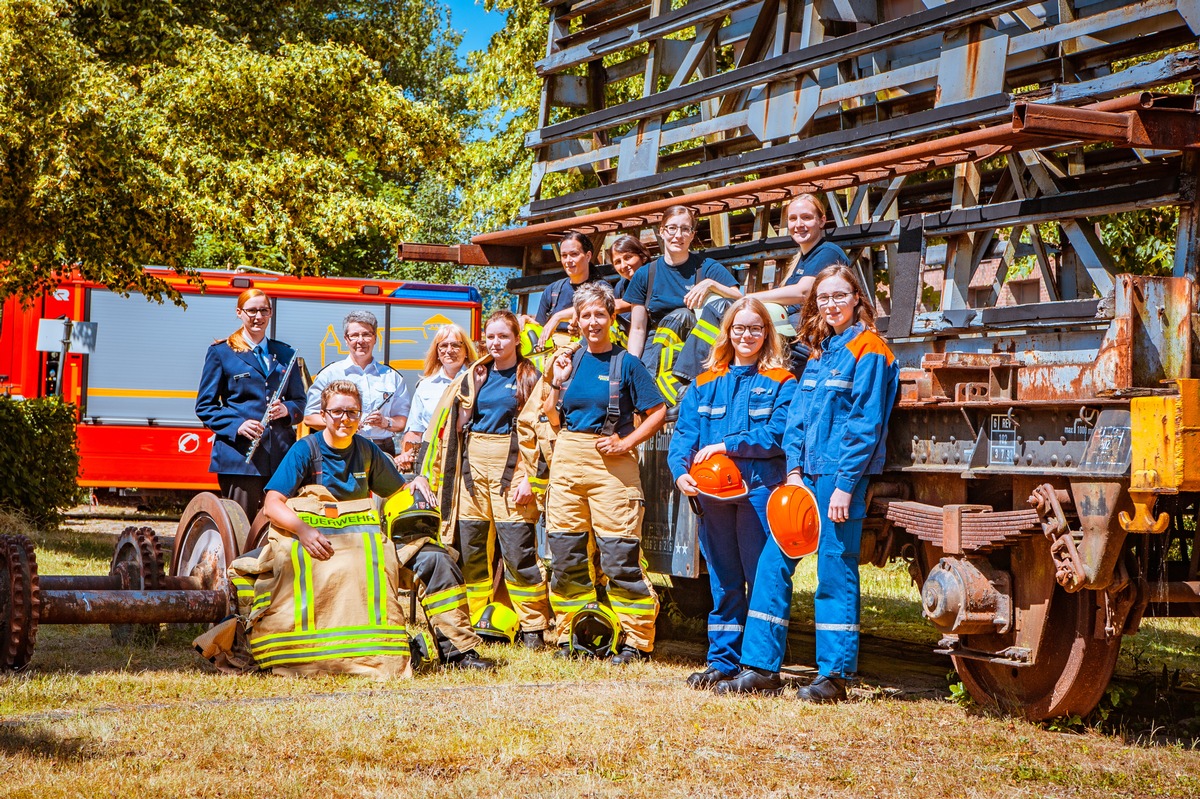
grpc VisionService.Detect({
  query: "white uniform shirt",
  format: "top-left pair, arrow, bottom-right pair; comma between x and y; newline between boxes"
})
404,368 -> 458,436
305,356 -> 411,441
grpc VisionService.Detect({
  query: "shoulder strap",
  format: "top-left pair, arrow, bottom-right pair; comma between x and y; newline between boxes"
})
561,346 -> 588,395
644,258 -> 658,310
599,349 -> 626,437
305,435 -> 323,485
549,279 -> 565,310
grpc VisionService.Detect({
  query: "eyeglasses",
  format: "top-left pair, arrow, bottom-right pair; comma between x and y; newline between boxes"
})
346,333 -> 375,342
730,324 -> 766,338
437,342 -> 463,352
815,292 -> 855,307
240,307 -> 271,316
322,408 -> 362,421
661,224 -> 694,236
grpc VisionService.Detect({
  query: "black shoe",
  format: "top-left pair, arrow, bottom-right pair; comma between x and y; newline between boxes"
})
609,645 -> 651,665
796,675 -> 848,703
553,644 -> 575,660
687,666 -> 737,690
446,650 -> 497,671
521,630 -> 545,650
713,666 -> 783,696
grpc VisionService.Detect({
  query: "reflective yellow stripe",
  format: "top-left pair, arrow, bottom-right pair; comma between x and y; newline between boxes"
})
657,373 -> 680,404
290,540 -> 315,632
505,581 -> 548,601
231,575 -> 254,599
362,533 -> 388,626
528,475 -> 548,492
550,591 -> 597,615
252,624 -> 412,644
421,406 -> 451,479
692,319 -> 719,345
608,597 -> 657,616
256,639 -> 411,668
423,586 -> 467,615
252,627 -> 410,653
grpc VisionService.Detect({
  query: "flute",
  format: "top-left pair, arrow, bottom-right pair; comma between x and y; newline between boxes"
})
245,353 -> 298,464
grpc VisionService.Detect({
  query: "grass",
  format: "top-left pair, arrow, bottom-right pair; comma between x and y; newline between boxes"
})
2,515 -> 1200,796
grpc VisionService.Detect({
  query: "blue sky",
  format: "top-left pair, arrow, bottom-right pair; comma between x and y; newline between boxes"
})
444,0 -> 506,57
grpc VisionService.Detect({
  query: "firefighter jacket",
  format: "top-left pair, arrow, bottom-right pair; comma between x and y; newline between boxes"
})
228,489 -> 412,678
668,363 -> 796,491
417,354 -> 548,541
783,322 -> 899,492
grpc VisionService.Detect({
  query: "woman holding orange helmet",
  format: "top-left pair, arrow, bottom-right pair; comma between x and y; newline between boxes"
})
668,297 -> 796,691
780,263 -> 899,703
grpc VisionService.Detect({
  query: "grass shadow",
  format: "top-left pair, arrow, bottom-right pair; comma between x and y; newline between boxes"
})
0,724 -> 99,760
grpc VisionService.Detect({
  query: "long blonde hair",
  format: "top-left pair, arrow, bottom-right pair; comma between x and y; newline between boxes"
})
226,289 -> 269,353
705,297 -> 789,372
799,264 -> 877,358
422,324 -> 478,377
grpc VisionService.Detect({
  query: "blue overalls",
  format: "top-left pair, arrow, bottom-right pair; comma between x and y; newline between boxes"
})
668,364 -> 796,675
750,322 -> 898,677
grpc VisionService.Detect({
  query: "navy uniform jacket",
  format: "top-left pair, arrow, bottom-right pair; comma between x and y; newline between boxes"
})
195,339 -> 306,477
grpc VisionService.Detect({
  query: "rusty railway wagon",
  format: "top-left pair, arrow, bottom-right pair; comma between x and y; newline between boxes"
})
401,0 -> 1200,719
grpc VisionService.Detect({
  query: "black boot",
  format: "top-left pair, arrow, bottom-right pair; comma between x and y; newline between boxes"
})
713,666 -> 783,696
609,644 -> 651,665
521,630 -> 545,650
553,643 -> 575,660
796,675 -> 847,703
446,650 -> 497,671
686,666 -> 737,690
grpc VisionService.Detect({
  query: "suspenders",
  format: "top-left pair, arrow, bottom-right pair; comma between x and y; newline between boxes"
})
561,347 -> 627,437
304,435 -> 373,489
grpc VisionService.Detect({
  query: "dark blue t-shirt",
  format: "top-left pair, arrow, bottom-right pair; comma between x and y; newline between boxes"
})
536,275 -> 598,331
623,253 -> 738,327
613,276 -> 632,329
783,240 -> 849,315
562,348 -> 664,437
265,434 -> 405,501
472,364 -> 522,435
785,240 -> 849,286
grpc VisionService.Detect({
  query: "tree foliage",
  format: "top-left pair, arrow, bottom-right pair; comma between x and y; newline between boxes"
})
1,0 -> 463,302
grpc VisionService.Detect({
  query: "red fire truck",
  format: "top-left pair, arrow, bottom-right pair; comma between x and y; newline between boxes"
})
0,269 -> 482,492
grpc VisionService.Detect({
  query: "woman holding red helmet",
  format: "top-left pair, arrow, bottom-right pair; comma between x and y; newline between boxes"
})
668,297 -> 796,691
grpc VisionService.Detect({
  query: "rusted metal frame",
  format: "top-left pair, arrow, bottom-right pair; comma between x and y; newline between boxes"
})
1015,149 -> 1118,298
526,0 -> 1035,148
921,174 -> 1183,238
552,4 -> 652,51
38,589 -> 229,625
941,162 -> 984,311
527,49 -> 1200,219
487,109 -> 1146,247
1173,152 -> 1200,278
397,243 -> 525,267
536,0 -> 762,76
543,0 -> 643,23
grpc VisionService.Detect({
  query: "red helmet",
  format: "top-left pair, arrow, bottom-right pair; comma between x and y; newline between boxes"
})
690,453 -> 748,501
767,484 -> 821,558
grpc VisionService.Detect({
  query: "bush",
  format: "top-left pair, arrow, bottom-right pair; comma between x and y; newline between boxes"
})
0,397 -> 84,526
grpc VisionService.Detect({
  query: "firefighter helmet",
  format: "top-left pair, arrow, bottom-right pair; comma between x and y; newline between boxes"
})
690,453 -> 748,501
382,489 -> 441,540
766,483 -> 821,558
567,601 -> 623,658
520,322 -> 543,357
472,601 -> 520,644
763,302 -> 796,337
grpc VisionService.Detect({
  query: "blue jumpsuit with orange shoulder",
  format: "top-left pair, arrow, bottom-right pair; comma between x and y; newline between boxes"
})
668,364 -> 795,675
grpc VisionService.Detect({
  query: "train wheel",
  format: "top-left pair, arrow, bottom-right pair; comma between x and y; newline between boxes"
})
954,585 -> 1119,721
109,527 -> 167,644
170,493 -> 248,592
0,535 -> 39,670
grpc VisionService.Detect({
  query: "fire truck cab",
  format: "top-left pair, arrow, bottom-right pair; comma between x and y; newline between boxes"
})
0,268 -> 481,492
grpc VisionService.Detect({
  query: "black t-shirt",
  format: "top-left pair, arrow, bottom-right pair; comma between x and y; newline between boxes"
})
623,253 -> 737,327
535,275 -> 599,332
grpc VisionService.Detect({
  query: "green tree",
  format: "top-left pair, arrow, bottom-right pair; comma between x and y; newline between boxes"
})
1,0 -> 464,303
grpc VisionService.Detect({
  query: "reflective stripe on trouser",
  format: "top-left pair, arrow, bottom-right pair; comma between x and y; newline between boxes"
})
456,433 -> 551,631
696,487 -> 770,675
545,431 -> 658,651
811,473 -> 868,678
399,539 -> 481,661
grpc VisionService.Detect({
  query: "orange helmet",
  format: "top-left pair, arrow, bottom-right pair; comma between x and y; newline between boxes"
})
767,484 -> 821,558
690,453 -> 748,501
